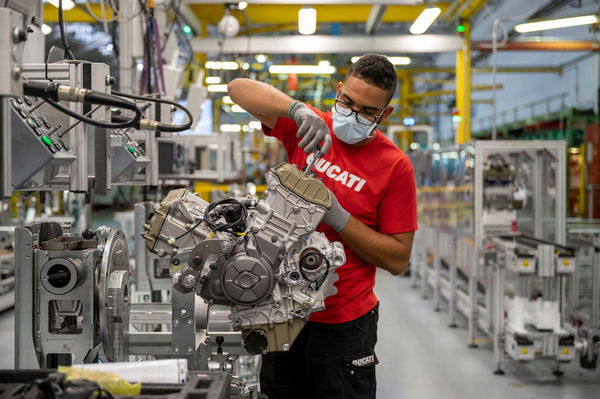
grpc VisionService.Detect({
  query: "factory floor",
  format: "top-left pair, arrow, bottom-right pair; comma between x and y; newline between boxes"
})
1,270 -> 599,398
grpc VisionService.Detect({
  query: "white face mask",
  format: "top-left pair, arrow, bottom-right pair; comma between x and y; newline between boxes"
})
332,108 -> 377,144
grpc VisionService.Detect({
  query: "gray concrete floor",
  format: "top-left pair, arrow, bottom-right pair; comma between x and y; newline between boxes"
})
374,270 -> 600,399
1,270 -> 599,398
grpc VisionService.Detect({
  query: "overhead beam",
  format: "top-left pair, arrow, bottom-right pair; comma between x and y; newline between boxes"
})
44,3 -> 114,23
365,5 -> 387,34
408,84 -> 502,100
191,34 -> 461,54
186,3 -> 451,25
185,0 -> 422,4
179,3 -> 202,34
457,0 -> 488,20
398,66 -> 562,74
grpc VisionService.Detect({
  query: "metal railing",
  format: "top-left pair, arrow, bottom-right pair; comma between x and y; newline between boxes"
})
473,92 -> 569,134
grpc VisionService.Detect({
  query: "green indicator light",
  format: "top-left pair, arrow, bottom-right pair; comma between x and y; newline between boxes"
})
182,25 -> 192,35
127,146 -> 136,155
41,135 -> 53,146
452,115 -> 462,123
457,24 -> 466,33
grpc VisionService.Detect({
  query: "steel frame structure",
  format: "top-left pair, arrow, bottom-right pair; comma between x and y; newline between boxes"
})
410,140 -> 574,373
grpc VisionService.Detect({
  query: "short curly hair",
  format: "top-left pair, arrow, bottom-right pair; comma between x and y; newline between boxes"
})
347,54 -> 397,103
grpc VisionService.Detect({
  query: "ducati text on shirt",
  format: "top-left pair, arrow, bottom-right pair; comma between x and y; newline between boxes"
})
306,153 -> 367,192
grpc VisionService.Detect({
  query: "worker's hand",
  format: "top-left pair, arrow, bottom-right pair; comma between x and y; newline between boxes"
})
289,102 -> 332,155
322,190 -> 350,233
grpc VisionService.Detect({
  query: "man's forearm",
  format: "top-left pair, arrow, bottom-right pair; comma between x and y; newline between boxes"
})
227,78 -> 295,126
338,217 -> 413,275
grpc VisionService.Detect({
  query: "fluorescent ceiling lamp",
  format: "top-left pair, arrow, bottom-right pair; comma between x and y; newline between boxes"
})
319,60 -> 331,66
248,121 -> 262,130
205,76 -> 222,84
205,61 -> 239,70
299,7 -> 317,35
269,65 -> 336,74
207,84 -> 228,92
351,56 -> 410,65
222,96 -> 234,104
41,24 -> 53,35
514,15 -> 598,33
231,104 -> 247,113
220,124 -> 241,132
45,0 -> 75,10
409,7 -> 441,35
255,54 -> 268,63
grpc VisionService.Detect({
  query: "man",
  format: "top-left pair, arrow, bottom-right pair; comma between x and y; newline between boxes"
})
227,54 -> 417,398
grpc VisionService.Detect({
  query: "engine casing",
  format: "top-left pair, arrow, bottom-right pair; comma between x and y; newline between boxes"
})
142,163 -> 345,354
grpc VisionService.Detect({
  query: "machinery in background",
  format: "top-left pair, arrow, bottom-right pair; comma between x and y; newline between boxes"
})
142,163 -> 345,354
564,219 -> 600,369
409,141 -> 588,374
158,133 -> 242,183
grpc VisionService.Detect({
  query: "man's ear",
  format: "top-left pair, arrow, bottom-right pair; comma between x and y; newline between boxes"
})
336,82 -> 342,93
379,106 -> 394,123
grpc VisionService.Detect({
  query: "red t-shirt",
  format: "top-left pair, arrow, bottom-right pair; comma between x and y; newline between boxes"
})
263,105 -> 418,324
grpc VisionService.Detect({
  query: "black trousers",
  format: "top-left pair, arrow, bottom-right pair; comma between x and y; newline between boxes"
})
260,303 -> 379,399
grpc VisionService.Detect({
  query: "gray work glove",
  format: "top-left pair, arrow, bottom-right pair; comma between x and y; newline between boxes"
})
322,191 -> 350,233
289,102 -> 332,155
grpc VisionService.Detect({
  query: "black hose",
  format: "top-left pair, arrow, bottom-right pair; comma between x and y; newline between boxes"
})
111,90 -> 194,132
45,100 -> 141,129
204,198 -> 247,234
58,0 -> 75,60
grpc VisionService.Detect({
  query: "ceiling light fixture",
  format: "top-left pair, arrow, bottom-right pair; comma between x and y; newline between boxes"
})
248,121 -> 262,130
205,76 -> 222,84
298,7 -> 317,35
207,84 -> 229,92
231,104 -> 247,113
269,65 -> 336,75
41,24 -> 53,35
220,124 -> 242,132
222,96 -> 235,104
45,0 -> 75,10
255,54 -> 268,63
514,14 -> 598,33
205,61 -> 239,70
238,1 -> 248,10
409,7 -> 441,35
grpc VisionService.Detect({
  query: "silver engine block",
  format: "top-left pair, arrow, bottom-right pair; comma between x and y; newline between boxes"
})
143,163 -> 345,354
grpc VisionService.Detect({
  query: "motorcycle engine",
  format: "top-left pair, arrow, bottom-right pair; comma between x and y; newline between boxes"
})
142,163 -> 346,354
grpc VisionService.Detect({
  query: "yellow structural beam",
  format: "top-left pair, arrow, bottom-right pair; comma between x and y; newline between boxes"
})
243,23 -> 298,35
459,0 -> 488,20
44,3 -> 115,23
188,3 -> 451,25
397,72 -> 413,151
443,0 -> 488,22
456,21 -> 471,144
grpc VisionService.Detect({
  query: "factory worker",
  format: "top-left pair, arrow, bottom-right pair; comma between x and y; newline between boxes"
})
227,54 -> 417,399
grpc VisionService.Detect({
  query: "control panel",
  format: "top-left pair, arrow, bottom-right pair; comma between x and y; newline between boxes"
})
10,96 -> 76,189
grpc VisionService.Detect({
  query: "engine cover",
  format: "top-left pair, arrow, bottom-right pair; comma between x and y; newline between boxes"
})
143,163 -> 346,354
